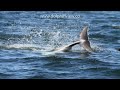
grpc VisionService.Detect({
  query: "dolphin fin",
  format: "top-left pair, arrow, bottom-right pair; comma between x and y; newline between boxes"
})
81,40 -> 93,52
80,26 -> 89,40
80,26 -> 93,52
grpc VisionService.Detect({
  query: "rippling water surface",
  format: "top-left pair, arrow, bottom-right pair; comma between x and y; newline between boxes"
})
0,11 -> 120,79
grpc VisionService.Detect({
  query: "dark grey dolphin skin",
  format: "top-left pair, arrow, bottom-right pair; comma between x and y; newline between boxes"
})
55,41 -> 80,52
55,26 -> 93,52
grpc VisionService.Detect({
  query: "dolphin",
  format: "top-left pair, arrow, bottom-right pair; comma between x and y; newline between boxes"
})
55,26 -> 93,52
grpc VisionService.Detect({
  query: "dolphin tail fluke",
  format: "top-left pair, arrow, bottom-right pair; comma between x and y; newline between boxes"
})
80,26 -> 89,40
81,40 -> 93,52
80,26 -> 93,52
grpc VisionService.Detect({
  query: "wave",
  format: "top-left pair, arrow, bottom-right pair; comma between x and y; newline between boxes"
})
0,42 -> 113,58
0,44 -> 42,51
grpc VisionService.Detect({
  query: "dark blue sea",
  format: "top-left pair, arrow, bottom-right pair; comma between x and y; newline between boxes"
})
0,11 -> 120,79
